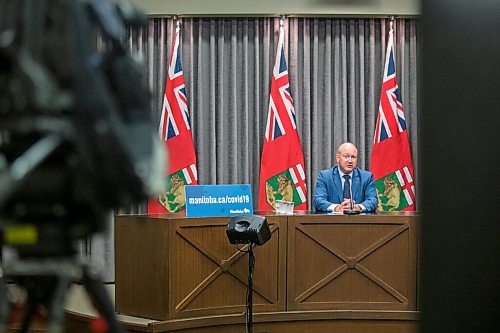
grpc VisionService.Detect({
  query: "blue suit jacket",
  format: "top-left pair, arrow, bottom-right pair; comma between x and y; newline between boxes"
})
313,166 -> 378,212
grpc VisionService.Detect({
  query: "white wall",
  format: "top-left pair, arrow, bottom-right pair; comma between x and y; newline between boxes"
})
129,0 -> 420,17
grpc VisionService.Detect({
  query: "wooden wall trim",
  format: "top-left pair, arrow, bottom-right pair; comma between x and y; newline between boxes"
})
151,310 -> 420,331
66,306 -> 419,333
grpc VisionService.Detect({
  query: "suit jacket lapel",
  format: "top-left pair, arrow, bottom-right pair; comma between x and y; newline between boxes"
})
332,167 -> 343,203
351,168 -> 360,202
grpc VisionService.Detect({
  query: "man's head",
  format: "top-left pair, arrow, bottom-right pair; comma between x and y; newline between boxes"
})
336,142 -> 358,174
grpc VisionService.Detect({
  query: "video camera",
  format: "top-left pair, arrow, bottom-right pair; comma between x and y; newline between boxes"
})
0,0 -> 165,331
0,0 -> 164,255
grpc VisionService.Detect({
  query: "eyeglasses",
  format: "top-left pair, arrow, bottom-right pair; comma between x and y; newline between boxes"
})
340,154 -> 357,161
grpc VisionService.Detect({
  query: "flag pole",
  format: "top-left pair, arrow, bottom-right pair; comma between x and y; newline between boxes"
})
370,14 -> 416,212
147,13 -> 198,214
258,13 -> 308,211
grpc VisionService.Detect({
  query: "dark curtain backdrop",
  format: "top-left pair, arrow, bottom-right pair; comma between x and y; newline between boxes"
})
94,16 -> 419,281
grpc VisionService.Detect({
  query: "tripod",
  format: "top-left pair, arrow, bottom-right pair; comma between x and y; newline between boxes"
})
245,244 -> 256,333
0,257 -> 124,333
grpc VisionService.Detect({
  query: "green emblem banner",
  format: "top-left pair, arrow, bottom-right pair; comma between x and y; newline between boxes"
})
375,172 -> 410,211
159,170 -> 188,213
265,171 -> 305,208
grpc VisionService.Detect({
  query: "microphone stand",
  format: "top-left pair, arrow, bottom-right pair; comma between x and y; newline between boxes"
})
343,180 -> 361,215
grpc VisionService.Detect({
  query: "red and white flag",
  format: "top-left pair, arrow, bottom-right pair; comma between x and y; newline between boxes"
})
371,22 -> 416,211
258,21 -> 307,211
148,22 -> 198,214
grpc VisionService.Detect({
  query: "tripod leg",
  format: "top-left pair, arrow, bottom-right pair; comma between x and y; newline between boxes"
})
246,244 -> 255,333
18,295 -> 37,333
0,272 -> 10,333
45,276 -> 71,333
81,265 -> 124,333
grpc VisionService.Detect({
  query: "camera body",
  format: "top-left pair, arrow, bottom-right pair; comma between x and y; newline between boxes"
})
226,215 -> 271,246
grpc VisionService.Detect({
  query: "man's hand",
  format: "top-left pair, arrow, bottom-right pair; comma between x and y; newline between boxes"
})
335,199 -> 361,212
336,199 -> 352,212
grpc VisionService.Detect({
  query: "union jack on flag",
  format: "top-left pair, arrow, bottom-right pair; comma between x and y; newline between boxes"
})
265,25 -> 298,142
373,27 -> 407,144
159,26 -> 192,141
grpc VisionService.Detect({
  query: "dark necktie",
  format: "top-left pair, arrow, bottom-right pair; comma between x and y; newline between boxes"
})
343,175 -> 351,199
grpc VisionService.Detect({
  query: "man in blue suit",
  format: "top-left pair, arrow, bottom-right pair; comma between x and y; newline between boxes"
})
313,142 -> 378,213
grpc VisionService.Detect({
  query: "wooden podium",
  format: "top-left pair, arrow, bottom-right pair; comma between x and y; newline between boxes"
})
114,214 -> 287,320
114,212 -> 419,332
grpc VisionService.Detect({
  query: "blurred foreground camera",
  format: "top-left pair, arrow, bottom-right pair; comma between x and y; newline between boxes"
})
0,0 -> 165,332
0,0 -> 164,253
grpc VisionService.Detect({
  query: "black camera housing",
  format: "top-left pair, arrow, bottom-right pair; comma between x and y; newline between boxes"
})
226,215 -> 271,246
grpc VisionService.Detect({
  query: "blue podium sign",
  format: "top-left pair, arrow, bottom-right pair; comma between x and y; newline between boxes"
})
185,184 -> 254,217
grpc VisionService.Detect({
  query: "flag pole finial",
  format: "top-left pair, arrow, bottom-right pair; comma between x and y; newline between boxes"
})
172,15 -> 180,29
389,16 -> 395,32
279,14 -> 286,28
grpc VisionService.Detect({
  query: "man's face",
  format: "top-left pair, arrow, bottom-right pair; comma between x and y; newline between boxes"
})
336,145 -> 358,174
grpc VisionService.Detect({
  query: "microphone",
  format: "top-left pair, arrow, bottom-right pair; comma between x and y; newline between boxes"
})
343,179 -> 360,215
